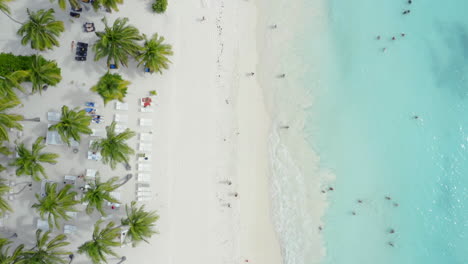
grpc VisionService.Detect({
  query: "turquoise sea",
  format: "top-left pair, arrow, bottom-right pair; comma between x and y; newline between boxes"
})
265,0 -> 468,263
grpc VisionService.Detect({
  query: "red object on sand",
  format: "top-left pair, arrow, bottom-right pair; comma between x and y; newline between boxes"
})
142,97 -> 152,107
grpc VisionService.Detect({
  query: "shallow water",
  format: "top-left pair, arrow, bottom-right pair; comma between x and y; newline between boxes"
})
265,0 -> 468,263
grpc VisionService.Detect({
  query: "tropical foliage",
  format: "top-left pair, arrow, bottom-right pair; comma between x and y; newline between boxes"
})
0,0 -> 13,15
50,0 -> 80,10
78,220 -> 120,264
17,8 -> 65,51
0,181 -> 11,218
0,238 -> 24,264
19,229 -> 71,264
0,143 -> 12,172
0,71 -> 28,100
0,97 -> 23,142
32,183 -> 79,230
29,56 -> 62,94
92,0 -> 123,13
81,176 -> 120,215
152,0 -> 167,13
93,17 -> 142,68
90,72 -> 130,105
48,105 -> 92,146
10,137 -> 59,181
121,201 -> 159,246
137,33 -> 173,74
91,121 -> 135,169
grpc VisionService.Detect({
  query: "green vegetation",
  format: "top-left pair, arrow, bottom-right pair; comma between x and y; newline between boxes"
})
81,176 -> 120,215
32,183 -> 79,230
10,137 -> 59,181
121,201 -> 159,246
20,229 -> 71,264
152,0 -> 167,13
78,220 -> 120,264
149,90 -> 157,96
0,70 -> 28,100
29,56 -> 62,94
137,33 -> 173,74
92,0 -> 124,13
91,121 -> 135,170
0,143 -> 12,172
48,105 -> 92,146
17,8 -> 65,51
0,238 -> 24,263
93,17 -> 142,68
0,181 -> 12,216
0,97 -> 23,142
0,0 -> 13,14
91,72 -> 130,105
51,0 -> 81,10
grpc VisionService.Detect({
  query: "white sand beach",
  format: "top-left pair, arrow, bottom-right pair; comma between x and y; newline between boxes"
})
0,0 -> 283,263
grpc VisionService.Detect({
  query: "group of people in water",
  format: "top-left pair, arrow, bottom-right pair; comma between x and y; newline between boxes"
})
378,0 -> 413,52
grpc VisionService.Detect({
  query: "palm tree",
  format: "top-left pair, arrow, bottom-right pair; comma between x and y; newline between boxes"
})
0,238 -> 24,264
10,137 -> 59,181
91,0 -> 123,13
29,56 -> 62,94
50,0 -> 80,10
93,17 -> 142,68
48,106 -> 92,146
0,71 -> 29,100
19,229 -> 71,264
78,220 -> 120,264
0,0 -> 12,14
17,8 -> 65,51
32,183 -> 79,230
90,73 -> 130,105
82,176 -> 120,215
0,181 -> 12,217
91,122 -> 135,170
0,143 -> 12,172
136,33 -> 173,74
0,97 -> 23,142
121,201 -> 159,246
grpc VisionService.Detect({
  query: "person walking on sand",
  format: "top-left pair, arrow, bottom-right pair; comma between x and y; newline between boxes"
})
271,24 -> 277,29
228,192 -> 238,197
219,180 -> 232,185
247,72 -> 255,76
200,16 -> 206,22
71,41 -> 75,52
278,73 -> 286,78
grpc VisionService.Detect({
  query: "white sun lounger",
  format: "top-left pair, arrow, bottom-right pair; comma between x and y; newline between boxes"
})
86,169 -> 97,178
115,124 -> 127,133
91,128 -> 106,137
137,173 -> 151,182
136,191 -> 152,197
115,102 -> 128,110
139,133 -> 152,142
137,186 -> 151,192
139,118 -> 152,127
47,111 -> 61,122
140,107 -> 154,113
87,151 -> 102,161
64,225 -> 77,234
138,143 -> 152,152
137,163 -> 152,172
114,114 -> 128,123
137,196 -> 151,201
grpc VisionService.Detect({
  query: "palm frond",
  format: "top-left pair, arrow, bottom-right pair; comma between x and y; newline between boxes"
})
121,201 -> 159,246
78,220 -> 120,264
137,33 -> 173,74
90,72 -> 130,105
48,105 -> 92,146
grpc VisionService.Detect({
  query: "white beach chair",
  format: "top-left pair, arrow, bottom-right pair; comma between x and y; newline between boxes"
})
139,118 -> 153,127
137,173 -> 151,182
63,175 -> 76,185
115,102 -> 128,110
107,191 -> 121,208
140,107 -> 154,113
86,169 -> 97,178
136,191 -> 152,197
139,133 -> 152,142
47,111 -> 61,122
138,143 -> 152,152
137,186 -> 151,192
137,163 -> 152,172
114,114 -> 128,123
65,211 -> 77,219
87,151 -> 102,161
137,196 -> 152,201
91,128 -> 106,137
115,124 -> 128,133
64,225 -> 77,234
